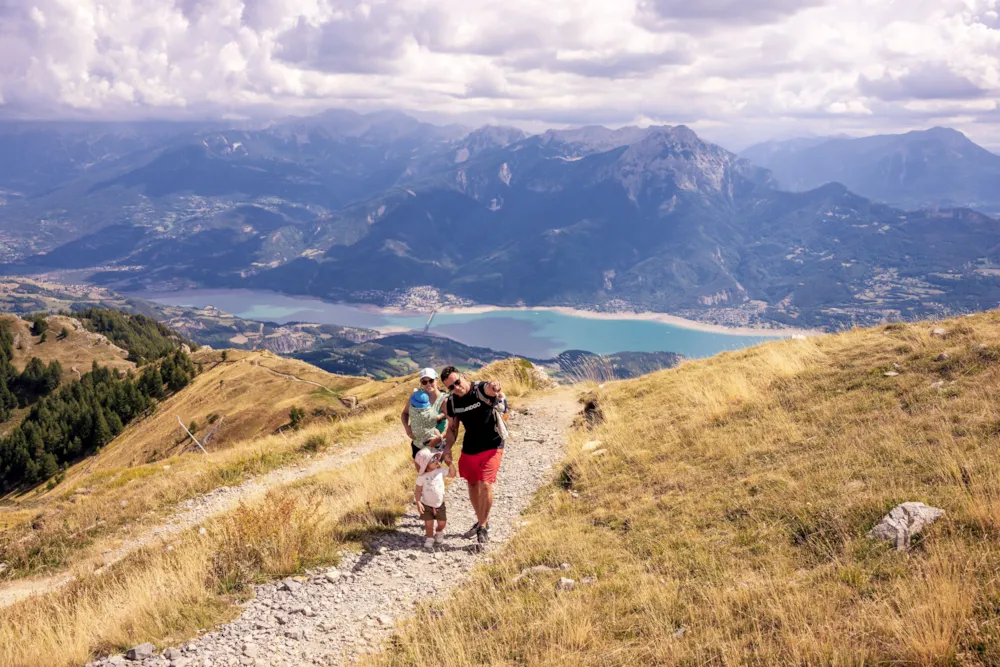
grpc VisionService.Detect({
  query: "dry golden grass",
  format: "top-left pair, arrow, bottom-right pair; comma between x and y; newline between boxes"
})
375,312 -> 1000,666
0,406 -> 398,580
68,348 -> 368,472
0,444 -> 414,667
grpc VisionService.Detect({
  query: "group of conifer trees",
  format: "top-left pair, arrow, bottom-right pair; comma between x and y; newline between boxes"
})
0,315 -> 198,490
0,323 -> 62,422
73,307 -> 190,364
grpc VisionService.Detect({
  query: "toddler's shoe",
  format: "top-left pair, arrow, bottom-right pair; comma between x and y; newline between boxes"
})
424,537 -> 435,550
434,532 -> 444,545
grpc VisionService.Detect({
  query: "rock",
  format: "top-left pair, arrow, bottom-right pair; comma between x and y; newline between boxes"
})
278,578 -> 300,593
581,440 -> 602,452
198,527 -> 207,536
672,625 -> 687,639
377,615 -> 392,626
126,643 -> 155,661
241,643 -> 258,658
892,362 -> 901,370
556,577 -> 576,591
324,569 -> 341,583
581,576 -> 597,585
931,381 -> 945,389
284,629 -> 303,640
274,612 -> 289,625
107,657 -> 126,666
560,563 -> 571,571
0,563 -> 7,575
883,371 -> 900,377
590,449 -> 608,457
936,353 -> 950,362
931,327 -> 948,337
974,343 -> 989,351
163,648 -> 182,660
869,502 -> 946,551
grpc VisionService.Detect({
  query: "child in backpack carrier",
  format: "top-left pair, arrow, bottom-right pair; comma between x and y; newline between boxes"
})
408,389 -> 447,450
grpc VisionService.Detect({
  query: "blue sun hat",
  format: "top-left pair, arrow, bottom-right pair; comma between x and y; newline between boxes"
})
410,389 -> 431,409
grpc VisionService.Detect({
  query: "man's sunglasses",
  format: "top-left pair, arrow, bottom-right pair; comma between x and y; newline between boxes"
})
446,377 -> 462,391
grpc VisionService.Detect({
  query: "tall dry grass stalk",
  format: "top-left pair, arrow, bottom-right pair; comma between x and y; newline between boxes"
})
374,313 -> 1000,665
0,444 -> 414,667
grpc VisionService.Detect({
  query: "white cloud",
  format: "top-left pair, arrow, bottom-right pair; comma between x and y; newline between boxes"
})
0,0 -> 998,148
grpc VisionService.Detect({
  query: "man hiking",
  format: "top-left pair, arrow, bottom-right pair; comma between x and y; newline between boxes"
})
440,366 -> 507,546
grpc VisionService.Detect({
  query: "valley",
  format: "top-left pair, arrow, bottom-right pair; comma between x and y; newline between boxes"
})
3,114 -> 1000,332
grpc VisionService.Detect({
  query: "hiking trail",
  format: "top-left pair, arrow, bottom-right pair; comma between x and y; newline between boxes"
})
88,387 -> 580,667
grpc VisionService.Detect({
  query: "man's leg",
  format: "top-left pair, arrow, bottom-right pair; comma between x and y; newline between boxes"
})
467,480 -> 483,522
478,482 -> 494,527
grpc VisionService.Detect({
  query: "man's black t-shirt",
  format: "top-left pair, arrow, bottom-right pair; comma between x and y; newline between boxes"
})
446,381 -> 504,455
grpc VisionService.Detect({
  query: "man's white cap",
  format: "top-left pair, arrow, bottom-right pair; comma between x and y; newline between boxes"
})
415,448 -> 435,474
419,367 -> 438,380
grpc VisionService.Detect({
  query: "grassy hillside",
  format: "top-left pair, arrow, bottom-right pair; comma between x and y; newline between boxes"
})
71,348 -> 369,472
378,312 -> 1000,665
0,359 -> 549,666
0,348 -> 394,579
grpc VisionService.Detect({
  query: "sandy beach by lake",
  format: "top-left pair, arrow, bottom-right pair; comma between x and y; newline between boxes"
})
370,303 -> 820,338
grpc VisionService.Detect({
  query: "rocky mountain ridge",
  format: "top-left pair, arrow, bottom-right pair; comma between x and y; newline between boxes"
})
2,113 -> 1000,329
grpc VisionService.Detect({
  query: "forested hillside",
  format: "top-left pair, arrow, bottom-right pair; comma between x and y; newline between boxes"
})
0,322 -> 61,422
0,309 -> 199,490
73,308 -> 192,364
0,349 -> 196,490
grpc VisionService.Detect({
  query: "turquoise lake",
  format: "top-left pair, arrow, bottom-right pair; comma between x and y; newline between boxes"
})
142,288 -> 788,359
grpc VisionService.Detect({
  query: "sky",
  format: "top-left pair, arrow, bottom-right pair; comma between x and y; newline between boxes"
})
1,0 -> 999,150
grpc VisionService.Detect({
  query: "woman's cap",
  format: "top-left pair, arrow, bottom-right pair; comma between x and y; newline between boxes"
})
410,389 -> 431,409
419,367 -> 438,380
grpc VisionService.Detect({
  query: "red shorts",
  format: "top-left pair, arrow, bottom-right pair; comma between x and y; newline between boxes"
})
458,448 -> 503,484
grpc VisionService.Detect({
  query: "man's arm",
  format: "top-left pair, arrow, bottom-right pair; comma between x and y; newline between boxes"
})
443,414 -> 460,465
483,379 -> 502,397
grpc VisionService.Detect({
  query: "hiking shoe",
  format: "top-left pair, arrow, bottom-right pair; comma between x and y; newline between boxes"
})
462,521 -> 479,539
424,537 -> 435,550
477,524 -> 490,545
434,532 -> 445,546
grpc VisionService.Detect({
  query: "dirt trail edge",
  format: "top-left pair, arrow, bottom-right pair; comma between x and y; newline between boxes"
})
0,426 -> 407,610
89,387 -> 580,667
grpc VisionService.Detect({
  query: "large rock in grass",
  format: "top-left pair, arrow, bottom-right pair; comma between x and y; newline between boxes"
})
869,502 -> 945,551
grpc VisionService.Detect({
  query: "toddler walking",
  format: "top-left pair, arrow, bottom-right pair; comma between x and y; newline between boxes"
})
414,448 -> 455,550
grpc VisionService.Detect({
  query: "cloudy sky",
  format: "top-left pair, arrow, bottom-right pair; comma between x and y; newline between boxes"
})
1,0 -> 999,149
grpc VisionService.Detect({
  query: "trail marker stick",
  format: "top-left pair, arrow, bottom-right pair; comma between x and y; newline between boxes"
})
177,415 -> 208,455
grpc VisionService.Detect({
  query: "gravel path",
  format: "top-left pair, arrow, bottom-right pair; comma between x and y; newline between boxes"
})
0,426 -> 407,610
89,388 -> 578,667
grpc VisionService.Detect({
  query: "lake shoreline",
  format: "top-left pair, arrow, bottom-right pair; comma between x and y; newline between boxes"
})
138,286 -> 818,338
363,303 -> 818,338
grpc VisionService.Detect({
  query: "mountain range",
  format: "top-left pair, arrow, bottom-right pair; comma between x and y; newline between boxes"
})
741,127 -> 1000,213
2,112 -> 1000,329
